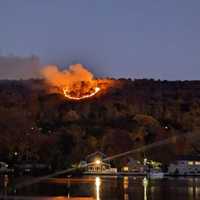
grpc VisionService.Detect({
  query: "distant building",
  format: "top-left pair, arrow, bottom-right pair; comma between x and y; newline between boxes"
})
84,151 -> 117,173
168,155 -> 200,175
122,158 -> 162,174
122,158 -> 144,173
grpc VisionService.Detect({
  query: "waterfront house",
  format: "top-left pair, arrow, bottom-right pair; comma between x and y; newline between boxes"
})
168,155 -> 200,175
85,151 -> 117,173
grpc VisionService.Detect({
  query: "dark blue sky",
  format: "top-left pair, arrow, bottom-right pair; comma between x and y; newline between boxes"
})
0,0 -> 200,80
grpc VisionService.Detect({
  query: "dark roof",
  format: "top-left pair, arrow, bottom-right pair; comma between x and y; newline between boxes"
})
176,155 -> 200,161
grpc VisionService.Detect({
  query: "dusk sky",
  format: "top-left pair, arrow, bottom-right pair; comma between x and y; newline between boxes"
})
0,0 -> 200,80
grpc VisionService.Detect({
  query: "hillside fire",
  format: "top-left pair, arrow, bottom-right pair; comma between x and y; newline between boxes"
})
41,64 -> 102,100
63,81 -> 101,100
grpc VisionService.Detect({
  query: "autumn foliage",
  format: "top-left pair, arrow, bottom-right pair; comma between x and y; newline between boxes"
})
0,78 -> 200,168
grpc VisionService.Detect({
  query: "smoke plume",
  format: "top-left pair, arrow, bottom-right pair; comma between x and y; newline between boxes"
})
41,64 -> 94,89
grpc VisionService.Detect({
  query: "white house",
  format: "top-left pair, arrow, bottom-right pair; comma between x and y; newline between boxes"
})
84,151 -> 117,174
168,155 -> 200,175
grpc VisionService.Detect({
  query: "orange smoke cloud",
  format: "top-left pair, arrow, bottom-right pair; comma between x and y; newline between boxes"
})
41,63 -> 117,100
41,64 -> 94,89
41,64 -> 102,100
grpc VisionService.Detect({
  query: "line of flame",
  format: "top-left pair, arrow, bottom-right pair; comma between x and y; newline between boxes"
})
63,87 -> 101,100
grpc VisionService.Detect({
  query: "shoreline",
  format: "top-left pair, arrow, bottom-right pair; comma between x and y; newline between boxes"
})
83,172 -> 200,177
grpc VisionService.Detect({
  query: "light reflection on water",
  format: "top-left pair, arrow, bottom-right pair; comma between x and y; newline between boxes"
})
95,176 -> 101,200
143,177 -> 148,200
1,175 -> 200,199
188,178 -> 200,199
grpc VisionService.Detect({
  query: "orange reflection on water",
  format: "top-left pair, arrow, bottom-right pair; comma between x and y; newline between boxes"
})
51,196 -> 94,200
123,176 -> 129,200
123,176 -> 129,190
48,178 -> 95,184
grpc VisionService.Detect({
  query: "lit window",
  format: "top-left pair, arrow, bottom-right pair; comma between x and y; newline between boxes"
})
188,161 -> 194,165
195,161 -> 200,165
123,166 -> 129,172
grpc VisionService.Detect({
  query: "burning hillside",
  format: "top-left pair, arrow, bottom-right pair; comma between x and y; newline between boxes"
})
63,81 -> 100,100
41,64 -> 113,100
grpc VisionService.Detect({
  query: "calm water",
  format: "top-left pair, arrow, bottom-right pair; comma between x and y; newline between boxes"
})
1,176 -> 200,199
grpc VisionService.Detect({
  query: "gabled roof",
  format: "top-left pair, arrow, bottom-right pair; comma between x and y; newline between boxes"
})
87,161 -> 111,167
86,151 -> 107,160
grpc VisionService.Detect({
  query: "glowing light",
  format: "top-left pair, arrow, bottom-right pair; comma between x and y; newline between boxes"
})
195,161 -> 200,165
188,161 -> 194,165
95,176 -> 101,200
123,166 -> 129,172
14,152 -> 18,156
63,86 -> 100,100
144,158 -> 147,165
95,159 -> 101,165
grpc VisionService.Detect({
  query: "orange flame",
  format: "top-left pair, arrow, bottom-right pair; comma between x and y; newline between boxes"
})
63,86 -> 100,100
41,64 -> 102,100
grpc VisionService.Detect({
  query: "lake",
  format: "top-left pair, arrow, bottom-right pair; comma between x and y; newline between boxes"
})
1,176 -> 200,199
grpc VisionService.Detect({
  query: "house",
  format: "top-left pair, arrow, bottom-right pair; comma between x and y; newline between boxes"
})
122,158 -> 162,174
168,155 -> 200,175
122,158 -> 144,173
84,151 -> 117,173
